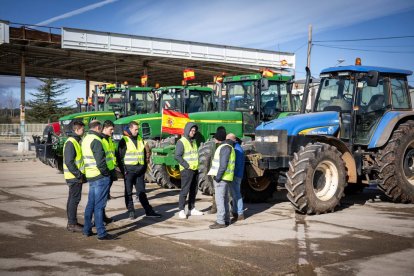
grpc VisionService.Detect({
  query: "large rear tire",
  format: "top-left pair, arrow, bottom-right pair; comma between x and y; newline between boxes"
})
286,142 -> 347,214
377,122 -> 414,203
151,137 -> 180,189
197,140 -> 215,195
144,139 -> 157,183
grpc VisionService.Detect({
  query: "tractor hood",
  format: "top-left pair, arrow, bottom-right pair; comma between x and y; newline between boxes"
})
59,111 -> 115,121
256,111 -> 340,136
113,113 -> 162,125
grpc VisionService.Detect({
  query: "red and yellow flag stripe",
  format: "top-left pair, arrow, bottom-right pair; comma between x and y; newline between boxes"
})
161,109 -> 190,135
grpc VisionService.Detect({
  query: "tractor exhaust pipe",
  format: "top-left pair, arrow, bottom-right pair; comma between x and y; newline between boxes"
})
300,67 -> 311,114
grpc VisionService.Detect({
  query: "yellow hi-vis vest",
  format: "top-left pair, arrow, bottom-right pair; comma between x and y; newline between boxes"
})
63,137 -> 85,180
123,136 -> 145,165
208,144 -> 236,181
178,137 -> 199,171
81,134 -> 103,178
102,137 -> 116,170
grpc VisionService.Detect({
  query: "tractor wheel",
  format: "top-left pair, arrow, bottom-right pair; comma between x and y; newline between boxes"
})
377,122 -> 414,203
151,137 -> 180,189
286,142 -> 347,214
150,163 -> 178,189
144,139 -> 157,183
241,172 -> 276,203
197,140 -> 216,195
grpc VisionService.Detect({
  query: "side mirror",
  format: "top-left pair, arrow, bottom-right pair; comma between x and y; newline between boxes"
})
261,78 -> 269,90
183,89 -> 190,99
367,70 -> 379,87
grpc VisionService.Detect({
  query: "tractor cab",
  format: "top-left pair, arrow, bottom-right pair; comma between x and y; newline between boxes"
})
223,73 -> 296,134
315,64 -> 412,145
158,86 -> 216,113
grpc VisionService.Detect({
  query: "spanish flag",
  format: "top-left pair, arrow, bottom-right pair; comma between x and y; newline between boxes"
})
161,109 -> 190,135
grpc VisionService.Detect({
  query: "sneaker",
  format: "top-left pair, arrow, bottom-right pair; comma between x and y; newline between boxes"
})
67,224 -> 83,233
146,210 -> 162,218
97,233 -> 118,241
189,208 -> 204,216
129,211 -> 135,220
237,214 -> 245,221
209,222 -> 228,229
231,212 -> 238,218
178,210 -> 187,219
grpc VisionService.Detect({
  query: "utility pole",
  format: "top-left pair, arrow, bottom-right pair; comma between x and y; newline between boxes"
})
306,24 -> 312,68
20,53 -> 26,142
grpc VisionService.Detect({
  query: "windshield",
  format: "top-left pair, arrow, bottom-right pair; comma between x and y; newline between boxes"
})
260,82 -> 299,114
160,89 -> 214,113
316,77 -> 354,112
103,92 -> 124,112
225,81 -> 255,111
129,91 -> 155,115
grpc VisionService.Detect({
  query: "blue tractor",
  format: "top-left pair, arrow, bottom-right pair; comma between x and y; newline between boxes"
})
253,62 -> 414,214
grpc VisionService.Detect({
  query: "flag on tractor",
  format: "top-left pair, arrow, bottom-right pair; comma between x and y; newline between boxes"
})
161,109 -> 190,135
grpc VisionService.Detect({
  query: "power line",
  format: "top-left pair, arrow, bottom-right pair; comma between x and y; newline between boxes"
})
293,42 -> 308,53
318,44 -> 414,48
314,35 -> 414,42
313,44 -> 414,54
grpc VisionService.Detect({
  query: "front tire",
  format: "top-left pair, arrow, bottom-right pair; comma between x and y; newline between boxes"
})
377,122 -> 414,203
286,142 -> 347,214
241,172 -> 276,203
197,140 -> 215,195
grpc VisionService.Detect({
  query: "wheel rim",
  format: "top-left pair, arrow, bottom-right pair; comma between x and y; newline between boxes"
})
166,165 -> 181,180
247,176 -> 271,192
312,160 -> 339,201
403,142 -> 414,186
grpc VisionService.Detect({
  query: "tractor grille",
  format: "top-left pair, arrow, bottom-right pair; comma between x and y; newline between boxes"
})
254,129 -> 288,156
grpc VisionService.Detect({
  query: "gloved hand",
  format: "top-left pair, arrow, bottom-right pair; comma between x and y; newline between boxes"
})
110,170 -> 118,181
80,174 -> 87,184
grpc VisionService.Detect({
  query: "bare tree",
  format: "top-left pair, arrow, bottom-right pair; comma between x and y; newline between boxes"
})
5,91 -> 18,117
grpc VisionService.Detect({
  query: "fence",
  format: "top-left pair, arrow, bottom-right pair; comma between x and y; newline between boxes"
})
0,124 -> 47,143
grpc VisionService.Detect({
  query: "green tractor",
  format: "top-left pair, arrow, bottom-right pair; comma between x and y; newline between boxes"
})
112,86 -> 216,186
151,73 -> 301,201
41,85 -> 155,171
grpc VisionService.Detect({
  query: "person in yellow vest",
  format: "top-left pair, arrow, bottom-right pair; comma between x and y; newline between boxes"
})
63,120 -> 86,233
100,120 -> 117,225
175,122 -> 204,219
117,121 -> 161,220
208,126 -> 235,229
82,120 -> 117,240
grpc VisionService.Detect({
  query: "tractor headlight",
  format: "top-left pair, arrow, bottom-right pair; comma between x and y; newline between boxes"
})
113,134 -> 123,141
256,136 -> 278,142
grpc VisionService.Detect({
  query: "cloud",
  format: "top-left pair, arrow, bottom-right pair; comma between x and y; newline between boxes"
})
120,0 -> 414,50
35,0 -> 119,26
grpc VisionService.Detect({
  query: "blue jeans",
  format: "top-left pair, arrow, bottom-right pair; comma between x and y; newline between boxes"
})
229,176 -> 244,215
83,176 -> 110,238
214,179 -> 230,225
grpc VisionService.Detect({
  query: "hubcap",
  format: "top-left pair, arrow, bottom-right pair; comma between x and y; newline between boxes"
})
403,143 -> 414,186
312,160 -> 339,201
247,176 -> 271,192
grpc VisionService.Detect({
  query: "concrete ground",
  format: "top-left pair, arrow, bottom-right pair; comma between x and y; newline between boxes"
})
0,158 -> 414,275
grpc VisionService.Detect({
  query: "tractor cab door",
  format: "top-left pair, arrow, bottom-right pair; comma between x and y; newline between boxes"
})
354,76 -> 388,145
315,77 -> 354,140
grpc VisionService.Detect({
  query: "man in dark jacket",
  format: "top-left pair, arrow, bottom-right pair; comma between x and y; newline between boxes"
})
175,122 -> 204,219
82,120 -> 117,240
101,120 -> 117,224
117,121 -> 161,220
208,127 -> 235,229
63,120 -> 86,232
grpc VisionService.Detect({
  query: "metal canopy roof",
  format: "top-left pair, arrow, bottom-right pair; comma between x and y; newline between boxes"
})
0,21 -> 295,86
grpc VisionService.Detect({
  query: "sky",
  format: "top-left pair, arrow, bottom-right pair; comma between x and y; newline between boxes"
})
1,0 -> 414,107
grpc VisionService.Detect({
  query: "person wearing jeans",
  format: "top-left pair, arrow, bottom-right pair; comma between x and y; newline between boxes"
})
208,127 -> 235,229
226,133 -> 245,221
83,176 -> 110,238
81,120 -> 117,241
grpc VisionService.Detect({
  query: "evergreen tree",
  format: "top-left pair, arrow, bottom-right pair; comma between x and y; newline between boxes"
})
26,78 -> 69,123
